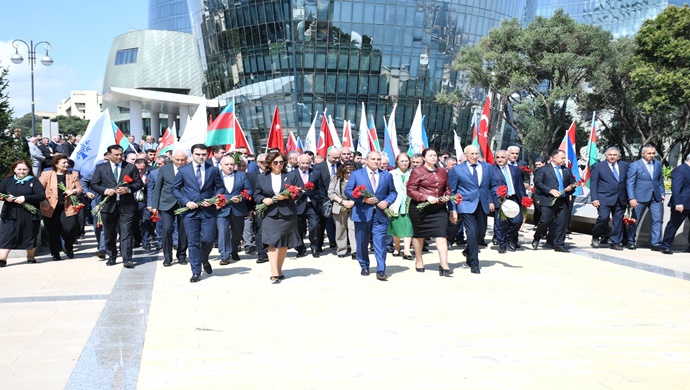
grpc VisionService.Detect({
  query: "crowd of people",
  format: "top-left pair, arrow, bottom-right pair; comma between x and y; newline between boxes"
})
2,130 -> 690,282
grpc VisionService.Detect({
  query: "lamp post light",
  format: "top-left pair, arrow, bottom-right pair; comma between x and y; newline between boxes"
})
11,39 -> 53,137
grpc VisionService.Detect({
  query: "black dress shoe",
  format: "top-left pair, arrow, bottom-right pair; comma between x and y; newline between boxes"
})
202,260 -> 213,274
96,251 -> 106,259
27,259 -> 36,264
492,238 -> 499,245
683,246 -> 690,253
123,261 -> 134,268
456,239 -> 467,246
178,258 -> 188,265
106,259 -> 116,266
351,254 -> 357,260
447,243 -> 453,251
163,260 -> 172,267
360,268 -> 370,276
65,250 -> 75,259
610,243 -> 623,251
626,243 -> 636,250
498,247 -> 507,254
296,252 -> 307,258
478,241 -> 488,247
554,246 -> 569,253
376,271 -> 388,281
337,254 -> 347,258
245,245 -> 256,254
651,246 -> 663,252
507,243 -> 517,252
256,257 -> 268,263
52,255 -> 62,261
531,240 -> 539,250
513,242 -> 521,249
231,253 -> 241,261
662,247 -> 673,254
190,274 -> 201,283
312,250 -> 320,258
0,260 -> 6,267
470,267 -> 481,274
590,237 -> 600,248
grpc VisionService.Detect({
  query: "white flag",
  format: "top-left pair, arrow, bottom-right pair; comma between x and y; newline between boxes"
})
357,102 -> 370,154
387,103 -> 400,157
177,104 -> 208,152
327,115 -> 342,148
407,100 -> 424,156
453,130 -> 463,160
71,109 -> 115,175
303,113 -> 318,152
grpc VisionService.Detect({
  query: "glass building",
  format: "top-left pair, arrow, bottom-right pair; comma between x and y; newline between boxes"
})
532,0 -> 688,37
189,0 -> 533,151
149,0 -> 192,33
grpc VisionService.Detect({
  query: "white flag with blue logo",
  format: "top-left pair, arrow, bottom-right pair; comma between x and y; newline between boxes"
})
70,109 -> 115,176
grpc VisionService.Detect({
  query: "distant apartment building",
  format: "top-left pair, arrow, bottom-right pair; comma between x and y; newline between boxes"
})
56,90 -> 102,120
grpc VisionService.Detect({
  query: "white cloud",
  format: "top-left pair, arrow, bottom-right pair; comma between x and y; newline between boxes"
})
1,40 -> 98,118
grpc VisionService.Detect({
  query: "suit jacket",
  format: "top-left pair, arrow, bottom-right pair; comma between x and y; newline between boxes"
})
217,171 -> 252,217
39,170 -> 83,218
37,144 -> 53,165
151,164 -> 180,212
533,163 -> 576,207
448,161 -> 494,214
253,172 -> 302,218
171,161 -> 226,217
289,167 -> 324,214
146,168 -> 159,208
56,142 -> 74,156
313,160 -> 340,204
344,167 -> 397,223
246,169 -> 263,210
590,161 -> 629,206
669,163 -> 690,209
626,159 -> 664,203
90,161 -> 143,213
491,164 -> 527,205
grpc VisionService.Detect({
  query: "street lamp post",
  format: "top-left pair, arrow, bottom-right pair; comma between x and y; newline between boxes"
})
11,39 -> 53,137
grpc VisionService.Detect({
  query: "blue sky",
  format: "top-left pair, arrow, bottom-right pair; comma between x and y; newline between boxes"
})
1,1 -> 148,118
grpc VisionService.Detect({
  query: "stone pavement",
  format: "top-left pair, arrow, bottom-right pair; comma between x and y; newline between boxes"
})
1,224 -> 690,389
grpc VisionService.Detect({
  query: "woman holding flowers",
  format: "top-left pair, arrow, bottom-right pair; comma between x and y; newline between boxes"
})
388,153 -> 414,260
253,151 -> 303,283
406,148 -> 453,276
39,153 -> 83,260
328,161 -> 357,258
0,160 -> 45,267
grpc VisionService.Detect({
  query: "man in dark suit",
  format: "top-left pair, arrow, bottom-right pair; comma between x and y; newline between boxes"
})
531,150 -> 576,252
660,154 -> 690,254
217,155 -> 252,265
151,150 -> 188,267
172,144 -> 226,283
313,147 -> 341,251
449,145 -> 494,274
491,150 -> 527,253
247,153 -> 268,263
38,137 -> 54,169
626,145 -> 666,251
291,154 -> 324,258
590,147 -> 629,250
90,144 -> 144,268
344,151 -> 397,280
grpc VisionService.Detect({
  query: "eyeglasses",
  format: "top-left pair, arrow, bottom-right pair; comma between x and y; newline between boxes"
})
272,160 -> 285,165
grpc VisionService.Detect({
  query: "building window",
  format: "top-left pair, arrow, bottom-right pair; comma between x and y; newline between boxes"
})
115,48 -> 139,65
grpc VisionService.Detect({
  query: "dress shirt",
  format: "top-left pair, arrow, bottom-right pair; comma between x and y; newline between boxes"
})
300,170 -> 311,202
366,167 -> 378,191
223,173 -> 235,192
271,173 -> 282,194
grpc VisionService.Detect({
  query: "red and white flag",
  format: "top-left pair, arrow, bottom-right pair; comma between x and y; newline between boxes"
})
266,105 -> 284,153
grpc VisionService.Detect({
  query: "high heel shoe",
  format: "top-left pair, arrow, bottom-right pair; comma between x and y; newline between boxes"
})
439,266 -> 453,277
403,255 -> 415,260
27,259 -> 36,264
270,276 -> 282,284
415,265 -> 425,272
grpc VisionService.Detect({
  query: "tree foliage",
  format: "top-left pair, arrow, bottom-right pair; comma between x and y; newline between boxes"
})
9,113 -> 38,135
52,115 -> 90,135
0,64 -> 12,131
443,10 -> 612,158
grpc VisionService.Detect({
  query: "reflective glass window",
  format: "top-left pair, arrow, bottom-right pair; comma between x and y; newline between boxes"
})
115,48 -> 138,65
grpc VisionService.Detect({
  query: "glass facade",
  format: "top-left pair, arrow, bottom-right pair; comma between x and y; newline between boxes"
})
532,0 -> 688,37
115,48 -> 139,65
190,0 -> 530,151
149,0 -> 192,33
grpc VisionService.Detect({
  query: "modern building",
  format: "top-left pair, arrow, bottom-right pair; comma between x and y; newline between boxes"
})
149,0 -> 192,33
56,90 -> 102,120
189,0 -> 535,151
532,0 -> 688,37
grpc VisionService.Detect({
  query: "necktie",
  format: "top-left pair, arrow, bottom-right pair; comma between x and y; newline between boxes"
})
647,162 -> 654,177
371,171 -> 377,191
502,166 -> 514,196
555,166 -> 564,193
612,164 -> 619,182
331,164 -> 336,175
113,164 -> 119,181
196,164 -> 202,188
471,164 -> 478,185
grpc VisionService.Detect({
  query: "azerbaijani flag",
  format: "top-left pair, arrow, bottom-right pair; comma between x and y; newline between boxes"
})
156,123 -> 177,157
206,100 -> 236,146
581,112 -> 598,187
558,121 -> 582,196
367,116 -> 381,152
113,122 -> 132,152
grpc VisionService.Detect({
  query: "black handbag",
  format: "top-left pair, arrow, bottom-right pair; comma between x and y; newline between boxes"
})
321,200 -> 333,218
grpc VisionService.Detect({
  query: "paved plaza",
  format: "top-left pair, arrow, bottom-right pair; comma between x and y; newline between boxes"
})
1,224 -> 690,390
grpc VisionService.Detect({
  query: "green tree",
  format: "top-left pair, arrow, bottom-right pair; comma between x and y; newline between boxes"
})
52,115 -> 89,135
0,64 -> 30,175
9,113 -> 38,135
441,10 -> 612,158
630,4 -> 690,162
0,64 -> 12,131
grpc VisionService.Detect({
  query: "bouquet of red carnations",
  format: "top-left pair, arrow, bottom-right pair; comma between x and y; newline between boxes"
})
175,194 -> 227,215
416,194 -> 462,210
255,184 -> 301,217
57,182 -> 85,212
352,184 -> 395,218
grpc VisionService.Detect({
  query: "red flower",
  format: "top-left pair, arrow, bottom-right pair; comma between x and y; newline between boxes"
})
352,184 -> 367,199
150,212 -> 161,223
215,194 -> 227,209
520,166 -> 533,173
123,174 -> 134,184
240,189 -> 252,201
496,185 -> 508,198
452,194 -> 462,204
97,222 -> 103,228
305,182 -> 315,191
521,197 -> 534,208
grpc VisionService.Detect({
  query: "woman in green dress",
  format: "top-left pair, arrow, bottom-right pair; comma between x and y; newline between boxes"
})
388,153 -> 413,260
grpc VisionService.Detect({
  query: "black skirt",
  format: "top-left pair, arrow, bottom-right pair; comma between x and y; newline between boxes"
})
261,214 -> 303,248
408,200 -> 448,238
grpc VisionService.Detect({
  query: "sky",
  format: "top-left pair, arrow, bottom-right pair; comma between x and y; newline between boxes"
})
1,1 -> 148,119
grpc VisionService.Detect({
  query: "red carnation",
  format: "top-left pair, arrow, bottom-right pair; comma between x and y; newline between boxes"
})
496,185 -> 508,198
520,166 -> 532,173
240,189 -> 252,201
521,197 -> 533,208
215,194 -> 227,209
123,174 -> 134,184
352,184 -> 367,199
305,182 -> 315,191
150,211 -> 161,223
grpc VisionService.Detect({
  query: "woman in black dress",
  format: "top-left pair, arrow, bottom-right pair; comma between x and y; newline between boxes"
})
0,160 -> 46,266
40,154 -> 83,260
406,148 -> 453,276
253,151 -> 303,283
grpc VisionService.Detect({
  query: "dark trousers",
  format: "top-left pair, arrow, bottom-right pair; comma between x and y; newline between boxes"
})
296,202 -> 321,254
533,199 -> 542,228
316,215 -> 336,250
534,197 -> 569,247
592,201 -> 625,244
182,212 -> 216,275
662,208 -> 690,248
43,203 -> 78,257
462,206 -> 487,268
102,207 -> 135,262
160,208 -> 188,262
494,209 -> 522,248
217,213 -> 245,260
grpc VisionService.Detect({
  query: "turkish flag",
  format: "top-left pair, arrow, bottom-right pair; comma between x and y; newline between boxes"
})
316,113 -> 333,158
478,96 -> 494,164
267,106 -> 285,153
342,120 -> 352,148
